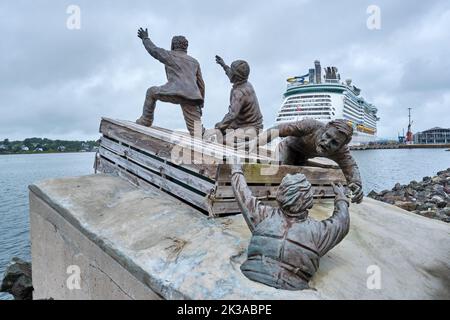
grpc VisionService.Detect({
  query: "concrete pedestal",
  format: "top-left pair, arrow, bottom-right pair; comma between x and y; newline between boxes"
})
29,174 -> 450,299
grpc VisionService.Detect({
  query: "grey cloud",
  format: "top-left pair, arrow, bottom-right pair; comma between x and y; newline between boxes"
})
0,0 -> 449,141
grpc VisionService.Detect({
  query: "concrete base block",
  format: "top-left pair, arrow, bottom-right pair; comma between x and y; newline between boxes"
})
29,174 -> 450,299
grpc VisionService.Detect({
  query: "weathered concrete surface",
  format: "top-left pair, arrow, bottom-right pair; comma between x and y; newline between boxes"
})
29,174 -> 450,299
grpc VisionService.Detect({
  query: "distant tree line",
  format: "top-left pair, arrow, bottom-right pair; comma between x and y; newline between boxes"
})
0,138 -> 99,154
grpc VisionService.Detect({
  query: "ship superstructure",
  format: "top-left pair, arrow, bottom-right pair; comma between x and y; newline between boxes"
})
275,60 -> 379,145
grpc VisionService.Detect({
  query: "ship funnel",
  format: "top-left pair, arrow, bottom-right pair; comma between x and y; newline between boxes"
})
314,60 -> 321,84
309,68 -> 315,84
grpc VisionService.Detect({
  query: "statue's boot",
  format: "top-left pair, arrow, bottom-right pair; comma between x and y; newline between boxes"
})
136,89 -> 157,127
136,116 -> 153,127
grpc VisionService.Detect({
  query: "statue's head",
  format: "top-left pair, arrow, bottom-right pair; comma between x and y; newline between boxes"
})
171,36 -> 188,52
276,173 -> 313,219
316,119 -> 353,155
229,60 -> 250,83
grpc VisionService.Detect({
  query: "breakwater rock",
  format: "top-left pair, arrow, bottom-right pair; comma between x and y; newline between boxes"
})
368,168 -> 450,223
0,257 -> 33,300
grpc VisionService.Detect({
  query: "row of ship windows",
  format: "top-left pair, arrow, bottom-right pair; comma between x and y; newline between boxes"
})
344,100 -> 364,114
343,108 -> 377,121
363,118 -> 377,124
344,109 -> 362,120
279,112 -> 334,117
287,94 -> 377,116
364,119 -> 377,125
285,98 -> 332,103
345,94 -> 375,111
344,113 -> 362,123
344,94 -> 365,105
345,96 -> 377,115
284,103 -> 332,108
344,106 -> 377,121
281,107 -> 334,112
286,95 -> 331,101
277,116 -> 332,121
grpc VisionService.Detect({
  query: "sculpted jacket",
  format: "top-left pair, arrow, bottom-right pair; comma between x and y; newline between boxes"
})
216,65 -> 263,131
275,118 -> 362,186
142,38 -> 205,106
231,168 -> 350,290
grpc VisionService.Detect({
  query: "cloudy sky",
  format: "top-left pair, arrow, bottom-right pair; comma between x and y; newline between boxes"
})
1,0 -> 449,141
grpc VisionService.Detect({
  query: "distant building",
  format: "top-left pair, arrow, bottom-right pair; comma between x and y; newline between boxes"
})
0,144 -> 6,150
34,147 -> 44,152
57,146 -> 66,152
414,127 -> 450,144
21,145 -> 29,151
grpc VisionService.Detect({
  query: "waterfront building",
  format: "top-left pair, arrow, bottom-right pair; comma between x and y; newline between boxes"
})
413,127 -> 450,144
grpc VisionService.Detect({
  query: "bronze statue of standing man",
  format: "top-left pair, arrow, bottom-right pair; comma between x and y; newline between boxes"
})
136,28 -> 205,136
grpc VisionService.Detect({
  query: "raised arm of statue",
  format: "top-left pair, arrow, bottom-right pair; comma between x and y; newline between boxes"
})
315,183 -> 350,256
230,164 -> 272,232
138,27 -> 176,68
215,55 -> 232,81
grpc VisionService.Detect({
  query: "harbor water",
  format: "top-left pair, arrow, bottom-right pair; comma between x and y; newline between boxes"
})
0,149 -> 449,299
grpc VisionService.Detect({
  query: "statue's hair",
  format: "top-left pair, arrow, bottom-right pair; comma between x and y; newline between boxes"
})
230,60 -> 250,81
276,173 -> 313,217
171,36 -> 188,51
326,119 -> 353,145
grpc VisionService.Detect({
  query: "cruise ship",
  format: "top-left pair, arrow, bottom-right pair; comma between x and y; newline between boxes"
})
274,60 -> 379,145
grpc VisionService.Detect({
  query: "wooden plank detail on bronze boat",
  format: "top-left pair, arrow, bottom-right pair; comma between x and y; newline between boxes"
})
96,118 -> 347,216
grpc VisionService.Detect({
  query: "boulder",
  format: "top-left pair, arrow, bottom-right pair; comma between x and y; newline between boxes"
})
0,257 -> 33,300
438,207 -> 450,217
417,202 -> 436,211
367,190 -> 378,199
431,196 -> 447,208
405,187 -> 417,197
393,183 -> 402,191
394,201 -> 417,211
418,210 -> 437,219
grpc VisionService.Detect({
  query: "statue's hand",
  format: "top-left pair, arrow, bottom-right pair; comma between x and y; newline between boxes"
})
137,27 -> 149,40
331,182 -> 346,198
215,55 -> 226,67
348,182 -> 363,204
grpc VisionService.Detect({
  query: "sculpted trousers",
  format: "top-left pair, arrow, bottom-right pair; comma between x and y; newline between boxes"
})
222,126 -> 260,150
138,86 -> 204,137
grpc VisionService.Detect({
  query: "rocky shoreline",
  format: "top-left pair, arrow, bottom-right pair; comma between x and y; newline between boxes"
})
368,168 -> 450,223
0,257 -> 33,300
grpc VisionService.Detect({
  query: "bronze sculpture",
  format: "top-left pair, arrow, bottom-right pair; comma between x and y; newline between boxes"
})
214,56 -> 263,135
255,119 -> 363,203
231,164 -> 350,290
136,28 -> 205,136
